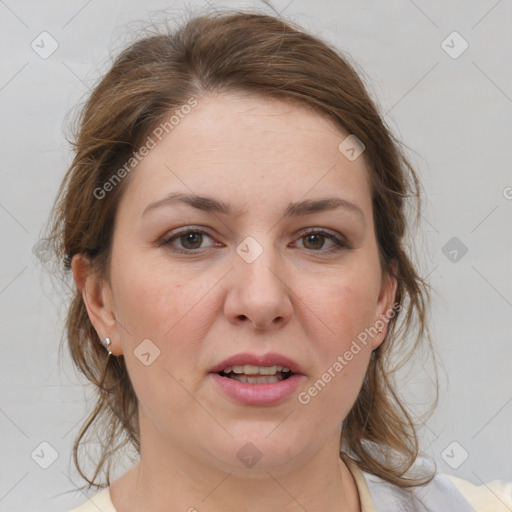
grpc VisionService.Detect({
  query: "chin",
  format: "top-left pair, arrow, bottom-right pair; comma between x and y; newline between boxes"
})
199,425 -> 310,474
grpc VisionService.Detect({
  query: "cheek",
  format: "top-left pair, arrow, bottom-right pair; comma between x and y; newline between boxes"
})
301,265 -> 380,348
297,283 -> 373,425
311,283 -> 374,368
111,249 -> 213,340
110,260 -> 215,422
109,253 -> 224,406
295,266 -> 379,411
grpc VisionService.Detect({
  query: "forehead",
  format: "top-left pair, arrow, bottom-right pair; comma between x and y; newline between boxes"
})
120,92 -> 373,217
161,92 -> 352,161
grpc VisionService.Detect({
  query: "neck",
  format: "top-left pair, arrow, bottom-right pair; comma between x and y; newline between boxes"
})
110,420 -> 360,512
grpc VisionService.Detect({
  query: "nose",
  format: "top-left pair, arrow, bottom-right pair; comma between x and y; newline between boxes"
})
224,239 -> 293,331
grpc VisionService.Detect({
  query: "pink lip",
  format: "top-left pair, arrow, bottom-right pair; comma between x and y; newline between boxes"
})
210,373 -> 305,406
209,352 -> 304,375
209,352 -> 306,406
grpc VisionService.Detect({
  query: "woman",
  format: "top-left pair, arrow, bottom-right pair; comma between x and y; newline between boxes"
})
47,9 -> 499,512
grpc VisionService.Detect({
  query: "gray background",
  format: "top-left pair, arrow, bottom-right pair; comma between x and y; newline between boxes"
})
0,1 -> 511,511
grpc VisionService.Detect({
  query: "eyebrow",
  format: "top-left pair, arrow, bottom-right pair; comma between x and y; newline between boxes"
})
142,192 -> 365,224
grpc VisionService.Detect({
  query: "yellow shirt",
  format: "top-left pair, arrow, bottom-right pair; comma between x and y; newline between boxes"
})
343,455 -> 378,511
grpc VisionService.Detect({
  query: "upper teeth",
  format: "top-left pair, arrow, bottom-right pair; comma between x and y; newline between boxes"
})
223,365 -> 291,375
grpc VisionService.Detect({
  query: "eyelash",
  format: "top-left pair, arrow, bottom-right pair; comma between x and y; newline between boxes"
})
159,227 -> 349,255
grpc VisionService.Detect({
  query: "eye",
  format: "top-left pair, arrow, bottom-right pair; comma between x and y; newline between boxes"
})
159,227 -> 349,255
293,228 -> 348,253
160,228 -> 218,254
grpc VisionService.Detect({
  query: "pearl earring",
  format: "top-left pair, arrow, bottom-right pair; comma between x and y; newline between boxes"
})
102,337 -> 112,355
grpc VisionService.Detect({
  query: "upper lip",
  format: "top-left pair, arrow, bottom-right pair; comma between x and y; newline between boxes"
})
210,352 -> 304,374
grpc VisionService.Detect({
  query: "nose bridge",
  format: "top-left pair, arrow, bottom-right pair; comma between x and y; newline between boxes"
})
226,233 -> 293,329
235,233 -> 282,292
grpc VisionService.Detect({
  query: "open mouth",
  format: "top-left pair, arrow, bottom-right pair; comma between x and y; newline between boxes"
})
219,365 -> 294,384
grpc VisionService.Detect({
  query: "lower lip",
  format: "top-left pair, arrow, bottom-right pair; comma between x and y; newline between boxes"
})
210,373 -> 305,406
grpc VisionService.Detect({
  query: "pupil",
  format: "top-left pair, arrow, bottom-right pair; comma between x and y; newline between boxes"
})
182,232 -> 202,249
305,234 -> 323,250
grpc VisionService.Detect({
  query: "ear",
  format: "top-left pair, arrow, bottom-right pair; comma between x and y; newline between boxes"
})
71,254 -> 123,356
371,260 -> 399,351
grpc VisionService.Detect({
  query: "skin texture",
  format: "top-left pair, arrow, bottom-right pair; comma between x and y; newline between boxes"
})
73,92 -> 397,512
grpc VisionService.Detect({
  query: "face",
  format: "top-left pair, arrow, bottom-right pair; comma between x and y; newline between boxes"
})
80,92 -> 396,475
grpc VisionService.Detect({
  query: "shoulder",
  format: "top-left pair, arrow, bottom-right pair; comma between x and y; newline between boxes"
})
444,474 -> 512,512
362,468 -> 477,511
359,451 -> 512,512
351,450 -> 478,512
350,447 -> 510,512
68,487 -> 116,512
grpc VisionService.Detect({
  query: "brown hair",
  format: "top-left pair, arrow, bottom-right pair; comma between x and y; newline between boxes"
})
48,8 -> 438,490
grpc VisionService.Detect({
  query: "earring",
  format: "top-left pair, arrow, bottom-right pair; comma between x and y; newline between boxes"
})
102,337 -> 112,355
